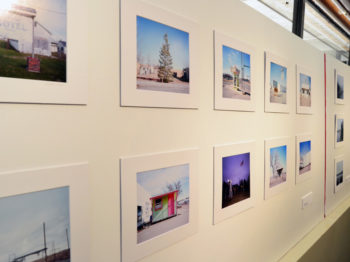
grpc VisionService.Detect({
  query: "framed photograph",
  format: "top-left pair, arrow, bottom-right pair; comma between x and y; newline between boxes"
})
213,141 -> 256,224
0,163 -> 89,261
334,155 -> 344,193
296,135 -> 312,184
120,149 -> 198,262
214,31 -> 256,111
0,0 -> 88,104
296,65 -> 313,114
264,137 -> 292,199
335,69 -> 344,105
264,52 -> 291,113
335,114 -> 345,148
121,0 -> 199,108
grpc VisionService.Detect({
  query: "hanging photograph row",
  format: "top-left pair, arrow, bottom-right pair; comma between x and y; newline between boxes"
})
0,0 -> 344,107
120,134 -> 319,261
120,0 -> 345,112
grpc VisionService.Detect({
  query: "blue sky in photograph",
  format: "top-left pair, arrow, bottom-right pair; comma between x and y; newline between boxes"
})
137,16 -> 189,70
13,0 -> 67,41
222,153 -> 250,185
0,187 -> 70,262
337,119 -> 344,131
300,73 -> 311,90
137,164 -> 189,201
270,145 -> 287,169
222,45 -> 250,78
270,62 -> 287,87
300,140 -> 311,158
337,74 -> 344,89
336,160 -> 343,175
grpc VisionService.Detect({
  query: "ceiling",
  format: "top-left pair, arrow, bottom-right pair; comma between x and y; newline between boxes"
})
318,0 -> 350,30
242,0 -> 350,62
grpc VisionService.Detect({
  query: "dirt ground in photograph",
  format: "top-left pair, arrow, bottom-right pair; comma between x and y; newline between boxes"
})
270,89 -> 286,104
137,78 -> 189,94
222,191 -> 250,208
223,83 -> 250,100
270,172 -> 287,188
33,249 -> 70,262
299,164 -> 311,175
300,94 -> 311,107
137,203 -> 189,243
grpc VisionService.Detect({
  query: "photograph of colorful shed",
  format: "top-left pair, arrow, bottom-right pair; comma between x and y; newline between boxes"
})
150,190 -> 179,223
137,164 -> 190,244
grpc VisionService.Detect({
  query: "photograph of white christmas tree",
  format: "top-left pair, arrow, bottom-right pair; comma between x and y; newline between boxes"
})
136,16 -> 190,94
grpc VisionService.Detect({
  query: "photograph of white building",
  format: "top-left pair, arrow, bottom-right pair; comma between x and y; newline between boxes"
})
0,0 -> 67,82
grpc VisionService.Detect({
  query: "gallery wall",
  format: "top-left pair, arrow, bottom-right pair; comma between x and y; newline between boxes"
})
115,0 -> 325,261
326,55 -> 350,215
0,0 -> 348,261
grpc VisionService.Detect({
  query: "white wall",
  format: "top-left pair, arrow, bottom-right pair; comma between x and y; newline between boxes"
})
0,0 -> 331,261
326,55 -> 350,215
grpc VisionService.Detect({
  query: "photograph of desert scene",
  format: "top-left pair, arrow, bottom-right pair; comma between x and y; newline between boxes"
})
299,73 -> 311,107
0,187 -> 71,262
0,0 -> 67,82
337,74 -> 344,100
336,160 -> 343,187
299,140 -> 311,175
222,153 -> 250,209
137,16 -> 189,94
269,145 -> 287,188
137,164 -> 190,244
222,45 -> 251,100
270,62 -> 287,104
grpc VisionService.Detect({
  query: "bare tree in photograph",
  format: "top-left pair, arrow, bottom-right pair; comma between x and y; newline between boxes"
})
165,180 -> 182,195
158,33 -> 173,83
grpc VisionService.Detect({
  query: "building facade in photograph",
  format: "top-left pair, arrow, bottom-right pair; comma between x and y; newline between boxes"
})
150,190 -> 178,223
0,4 -> 54,57
301,82 -> 311,95
137,184 -> 152,229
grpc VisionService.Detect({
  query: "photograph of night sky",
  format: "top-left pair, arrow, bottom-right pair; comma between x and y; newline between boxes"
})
222,152 -> 250,209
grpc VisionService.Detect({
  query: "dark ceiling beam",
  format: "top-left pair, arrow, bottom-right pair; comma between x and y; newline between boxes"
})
293,0 -> 306,38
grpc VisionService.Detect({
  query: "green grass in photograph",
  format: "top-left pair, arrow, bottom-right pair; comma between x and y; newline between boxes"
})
0,40 -> 66,82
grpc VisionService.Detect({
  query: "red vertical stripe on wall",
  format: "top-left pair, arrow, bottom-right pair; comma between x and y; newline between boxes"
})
324,53 -> 327,218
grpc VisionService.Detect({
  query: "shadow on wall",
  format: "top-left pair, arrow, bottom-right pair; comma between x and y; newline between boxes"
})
299,208 -> 350,262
